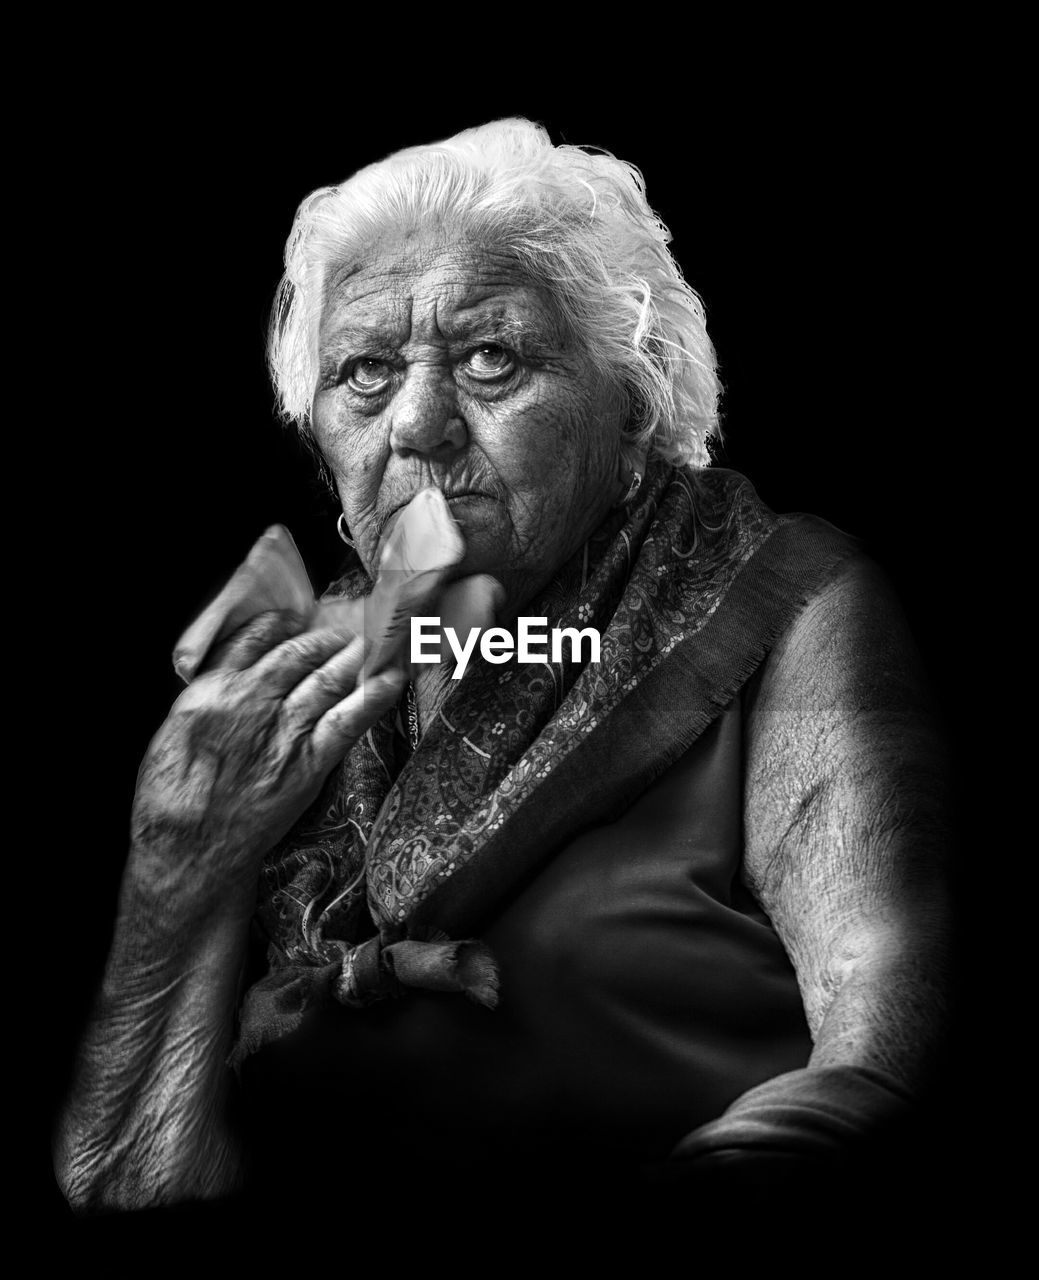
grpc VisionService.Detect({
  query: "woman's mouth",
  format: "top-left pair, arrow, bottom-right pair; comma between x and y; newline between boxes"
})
384,489 -> 498,528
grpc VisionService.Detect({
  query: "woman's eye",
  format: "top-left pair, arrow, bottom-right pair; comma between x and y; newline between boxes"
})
464,345 -> 514,380
346,358 -> 392,393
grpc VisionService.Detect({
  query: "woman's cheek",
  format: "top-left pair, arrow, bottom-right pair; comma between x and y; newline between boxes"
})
535,392 -> 614,488
314,402 -> 387,492
484,381 -> 585,469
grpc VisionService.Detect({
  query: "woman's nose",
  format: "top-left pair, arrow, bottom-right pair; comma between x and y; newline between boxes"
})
388,365 -> 468,459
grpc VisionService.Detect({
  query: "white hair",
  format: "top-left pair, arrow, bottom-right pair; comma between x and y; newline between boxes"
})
268,118 -> 721,468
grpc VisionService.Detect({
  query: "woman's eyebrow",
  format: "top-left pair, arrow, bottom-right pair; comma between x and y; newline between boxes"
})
444,308 -> 561,350
319,323 -> 400,361
447,314 -> 526,341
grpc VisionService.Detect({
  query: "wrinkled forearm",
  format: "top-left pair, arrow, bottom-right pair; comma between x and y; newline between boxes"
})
665,934 -> 950,1173
805,927 -> 951,1093
55,852 -> 252,1212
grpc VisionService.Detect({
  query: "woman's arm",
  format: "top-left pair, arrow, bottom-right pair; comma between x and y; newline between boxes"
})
54,611 -> 404,1212
54,878 -> 252,1211
744,554 -> 951,1086
671,555 -> 951,1171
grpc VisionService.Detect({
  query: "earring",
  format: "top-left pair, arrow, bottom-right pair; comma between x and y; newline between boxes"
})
618,469 -> 642,507
336,513 -> 356,548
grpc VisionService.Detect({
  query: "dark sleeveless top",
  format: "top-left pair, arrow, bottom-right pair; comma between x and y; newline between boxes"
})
237,468 -> 860,1193
241,683 -> 812,1175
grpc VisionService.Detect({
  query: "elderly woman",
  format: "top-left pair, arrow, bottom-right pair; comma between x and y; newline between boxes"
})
55,119 -> 948,1218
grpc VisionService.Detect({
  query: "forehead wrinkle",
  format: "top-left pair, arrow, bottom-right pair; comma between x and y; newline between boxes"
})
319,276 -> 411,352
322,286 -> 560,352
323,235 -> 523,298
321,269 -> 526,325
442,285 -> 567,345
323,253 -> 431,300
322,278 -> 409,321
318,233 -> 571,356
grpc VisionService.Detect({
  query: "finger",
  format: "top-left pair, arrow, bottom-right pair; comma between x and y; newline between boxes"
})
248,626 -> 362,697
198,608 -> 308,675
280,634 -> 367,718
310,668 -> 407,768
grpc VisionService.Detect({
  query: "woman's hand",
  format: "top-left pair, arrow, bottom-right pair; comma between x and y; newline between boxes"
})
130,608 -> 404,919
57,607 -> 405,1212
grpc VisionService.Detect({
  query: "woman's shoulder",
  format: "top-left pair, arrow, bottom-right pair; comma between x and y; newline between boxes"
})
742,546 -> 938,764
673,466 -> 931,731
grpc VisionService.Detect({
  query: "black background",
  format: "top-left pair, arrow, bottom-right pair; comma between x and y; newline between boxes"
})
38,66 -> 997,1245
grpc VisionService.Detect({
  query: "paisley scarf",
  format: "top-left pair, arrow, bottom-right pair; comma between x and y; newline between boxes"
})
233,461 -> 858,1062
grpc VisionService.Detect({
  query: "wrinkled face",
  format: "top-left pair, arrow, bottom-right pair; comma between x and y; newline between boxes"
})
310,229 -> 627,611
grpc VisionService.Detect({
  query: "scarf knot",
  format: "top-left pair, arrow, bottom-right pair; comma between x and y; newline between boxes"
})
332,933 -> 500,1010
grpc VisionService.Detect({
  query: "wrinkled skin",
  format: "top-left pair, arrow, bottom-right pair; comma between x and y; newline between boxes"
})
311,230 -> 631,615
131,617 -> 403,915
54,230 -> 948,1215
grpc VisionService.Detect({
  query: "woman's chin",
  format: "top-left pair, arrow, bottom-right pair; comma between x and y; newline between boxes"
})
446,496 -> 513,575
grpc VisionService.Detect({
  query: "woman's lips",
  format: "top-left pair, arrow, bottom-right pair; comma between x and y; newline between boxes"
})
385,490 -> 498,523
441,493 -> 505,533
445,492 -> 496,506
379,490 -> 501,547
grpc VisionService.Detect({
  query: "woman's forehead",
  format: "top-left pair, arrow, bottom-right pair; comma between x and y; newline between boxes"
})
318,236 -> 561,347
